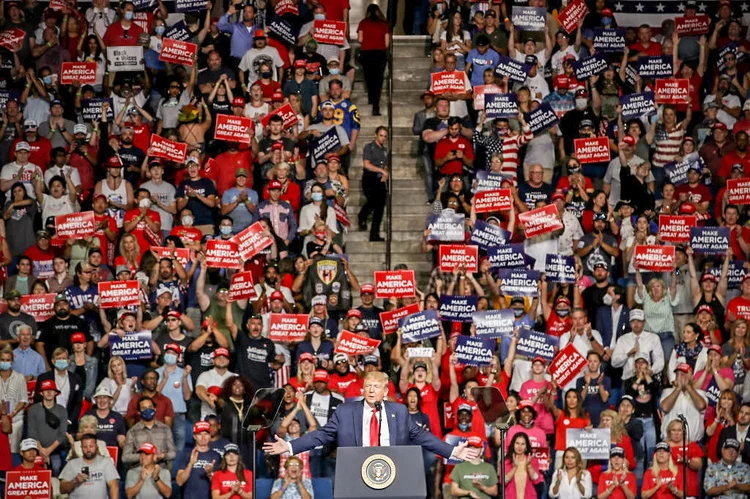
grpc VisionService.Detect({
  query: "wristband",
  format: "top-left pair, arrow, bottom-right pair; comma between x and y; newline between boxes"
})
46,42 -> 52,47
76,92 -> 82,96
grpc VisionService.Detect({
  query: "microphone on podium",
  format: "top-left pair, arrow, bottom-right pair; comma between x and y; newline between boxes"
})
374,401 -> 383,446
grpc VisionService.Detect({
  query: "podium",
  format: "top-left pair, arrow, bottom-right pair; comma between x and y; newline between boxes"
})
333,446 -> 427,499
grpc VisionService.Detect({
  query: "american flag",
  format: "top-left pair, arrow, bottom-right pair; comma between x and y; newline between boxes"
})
610,0 -> 749,27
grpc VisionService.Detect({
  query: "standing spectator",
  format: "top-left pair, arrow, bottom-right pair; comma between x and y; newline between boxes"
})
122,396 -> 177,467
58,434 -> 119,498
357,4 -> 389,115
660,364 -> 708,441
358,126 -> 388,242
549,447 -> 592,499
125,442 -> 173,498
27,379 -> 68,475
176,160 -> 218,236
210,443 -> 253,498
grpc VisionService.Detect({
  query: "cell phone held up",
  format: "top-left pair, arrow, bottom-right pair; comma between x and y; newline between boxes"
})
81,466 -> 90,476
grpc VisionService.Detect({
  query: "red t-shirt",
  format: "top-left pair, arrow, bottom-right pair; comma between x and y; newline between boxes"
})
718,151 -> 750,179
123,209 -> 161,253
643,468 -> 684,499
24,245 -> 55,278
169,226 -> 203,244
210,150 -> 254,196
554,413 -> 589,450
94,213 -> 118,264
317,0 -> 350,21
555,175 -> 594,192
130,123 -> 151,154
10,136 -> 52,172
329,372 -> 358,394
357,19 -> 389,51
405,383 -> 441,437
588,435 -> 635,485
434,136 -> 474,176
727,295 -> 750,322
70,145 -> 98,192
103,21 -> 144,47
450,396 -> 485,434
211,469 -> 253,498
288,377 -> 312,394
254,79 -> 282,100
669,442 -> 703,497
598,471 -> 637,499
675,73 -> 702,112
546,310 -> 572,337
675,183 -> 712,204
629,42 -> 662,57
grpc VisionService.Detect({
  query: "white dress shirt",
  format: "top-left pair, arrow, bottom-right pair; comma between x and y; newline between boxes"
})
659,387 -> 707,442
363,403 -> 391,447
549,469 -> 593,499
611,331 -> 665,379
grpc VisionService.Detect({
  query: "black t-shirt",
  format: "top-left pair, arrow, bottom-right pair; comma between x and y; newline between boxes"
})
86,409 -> 127,447
152,331 -> 193,367
357,305 -> 384,340
0,311 -> 38,341
559,109 -> 599,152
176,177 -> 218,226
234,332 -> 275,389
39,315 -> 88,359
517,182 -> 553,210
186,340 -> 217,387
118,145 -> 146,186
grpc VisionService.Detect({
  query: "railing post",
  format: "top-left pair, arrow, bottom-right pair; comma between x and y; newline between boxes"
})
385,0 -> 394,270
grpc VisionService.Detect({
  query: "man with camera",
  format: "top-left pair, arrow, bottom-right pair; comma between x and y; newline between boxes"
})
59,433 -> 120,498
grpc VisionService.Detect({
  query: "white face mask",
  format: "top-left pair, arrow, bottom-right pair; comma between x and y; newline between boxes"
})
602,294 -> 613,306
576,99 -> 588,110
139,198 -> 150,208
181,215 -> 193,226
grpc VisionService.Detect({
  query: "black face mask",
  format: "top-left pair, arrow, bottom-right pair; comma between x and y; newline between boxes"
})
55,308 -> 69,318
266,278 -> 277,286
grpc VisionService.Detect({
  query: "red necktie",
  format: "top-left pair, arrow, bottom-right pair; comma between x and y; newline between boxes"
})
370,408 -> 379,447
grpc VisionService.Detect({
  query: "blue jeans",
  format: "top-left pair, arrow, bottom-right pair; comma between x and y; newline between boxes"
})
422,152 -> 435,202
657,332 -> 676,370
637,416 -> 657,468
652,167 -> 666,200
172,413 -> 186,454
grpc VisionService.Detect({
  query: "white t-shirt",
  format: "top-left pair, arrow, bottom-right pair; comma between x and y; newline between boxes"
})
703,93 -> 741,129
40,193 -> 77,225
238,46 -> 284,82
45,165 -> 82,190
196,368 -> 236,419
1,162 -> 43,202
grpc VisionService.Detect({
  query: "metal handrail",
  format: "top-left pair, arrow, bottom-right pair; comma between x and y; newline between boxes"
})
385,0 -> 394,270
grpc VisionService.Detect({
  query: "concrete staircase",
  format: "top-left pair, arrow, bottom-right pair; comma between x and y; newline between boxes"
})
345,36 -> 434,299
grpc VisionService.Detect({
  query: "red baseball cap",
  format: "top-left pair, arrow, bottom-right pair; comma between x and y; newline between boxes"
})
299,353 -> 316,363
360,284 -> 375,294
268,180 -> 283,190
714,122 -> 728,131
313,369 -> 329,383
601,7 -> 613,16
107,156 -> 122,168
193,421 -> 211,434
270,290 -> 284,302
167,310 -> 181,320
622,135 -> 637,146
679,203 -> 696,214
532,356 -> 547,365
466,436 -> 483,448
93,193 -> 108,202
696,304 -> 714,316
165,343 -> 182,354
699,274 -> 717,284
326,153 -> 340,163
214,347 -> 230,359
138,442 -> 157,455
207,386 -> 223,396
271,141 -> 284,151
551,190 -> 565,201
554,74 -> 570,89
346,309 -> 362,319
294,59 -> 306,68
707,344 -> 723,355
674,363 -> 692,374
71,332 -> 86,344
253,29 -> 266,38
40,380 -> 59,393
272,92 -> 284,102
232,97 -> 246,108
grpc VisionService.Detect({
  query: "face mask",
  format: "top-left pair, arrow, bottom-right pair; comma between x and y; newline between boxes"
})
329,68 -> 340,75
314,13 -> 325,20
124,10 -> 134,20
512,308 -> 524,317
602,294 -> 613,306
0,361 -> 11,371
155,25 -> 165,34
261,71 -> 272,79
458,423 -> 470,432
602,16 -> 612,26
576,99 -> 588,110
220,226 -> 232,235
181,215 -> 193,226
43,76 -> 53,86
141,408 -> 156,421
139,198 -> 150,208
55,308 -> 69,318
315,231 -> 326,240
55,359 -> 69,370
556,309 -> 569,317
163,353 -> 178,365
311,192 -> 323,202
495,127 -> 509,137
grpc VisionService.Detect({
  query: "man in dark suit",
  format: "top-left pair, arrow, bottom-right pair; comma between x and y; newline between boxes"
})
263,371 -> 480,461
717,403 -> 750,463
34,347 -> 84,433
595,284 -> 630,401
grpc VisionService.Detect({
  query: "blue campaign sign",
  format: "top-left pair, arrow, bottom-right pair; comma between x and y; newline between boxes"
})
469,220 -> 509,250
485,93 -> 518,119
572,53 -> 608,81
455,336 -> 495,366
495,55 -> 531,84
665,152 -> 701,186
488,244 -> 527,268
473,171 -> 511,193
426,213 -> 465,241
620,92 -> 656,121
473,310 -> 515,338
439,295 -> 478,323
399,309 -> 442,342
637,55 -> 673,78
593,28 -> 626,52
311,128 -> 342,164
81,98 -> 115,122
110,330 -> 153,361
524,103 -> 559,135
511,6 -> 547,31
499,269 -> 541,296
545,254 -> 576,284
690,227 -> 729,255
515,326 -> 557,361
708,261 -> 746,288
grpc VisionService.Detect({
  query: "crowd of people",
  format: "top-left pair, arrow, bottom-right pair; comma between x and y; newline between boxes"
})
0,0 -> 750,496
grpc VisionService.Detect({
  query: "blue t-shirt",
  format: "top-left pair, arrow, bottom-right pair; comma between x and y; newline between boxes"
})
576,374 -> 612,427
466,47 -> 500,87
174,447 -> 223,499
221,187 -> 258,233
86,409 -> 126,447
176,177 -> 218,226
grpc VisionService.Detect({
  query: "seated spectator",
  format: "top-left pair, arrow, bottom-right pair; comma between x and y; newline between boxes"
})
704,438 -> 750,497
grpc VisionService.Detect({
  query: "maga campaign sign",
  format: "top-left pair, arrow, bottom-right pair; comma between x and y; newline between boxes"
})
430,71 -> 467,94
566,428 -> 612,459
620,92 -> 656,121
473,309 -> 515,339
438,244 -> 479,273
380,303 -> 421,335
149,134 -> 187,163
655,78 -> 690,105
690,227 -> 729,255
20,294 -> 55,322
574,137 -> 610,164
110,330 -> 153,361
634,245 -> 675,272
399,309 -> 442,342
205,239 -> 242,269
159,38 -> 197,66
469,220 -> 509,250
232,222 -> 273,261
515,327 -> 556,361
5,470 -> 52,499
545,254 -> 576,284
60,62 -> 97,84
214,114 -> 253,143
519,204 -> 563,238
439,295 -> 478,323
473,189 -> 513,213
55,211 -> 95,238
98,280 -> 139,308
374,270 -> 416,299
658,215 -> 695,243
727,178 -> 750,205
268,314 -> 308,342
557,0 -> 588,33
454,336 -> 494,366
336,330 -> 381,355
549,343 -> 587,387
499,269 -> 540,296
426,213 -> 465,241
637,56 -> 673,78
229,271 -> 257,301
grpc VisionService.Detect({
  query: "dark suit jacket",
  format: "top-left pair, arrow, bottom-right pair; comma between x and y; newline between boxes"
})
290,400 -> 455,458
34,370 -> 84,432
717,425 -> 750,464
595,304 -> 631,348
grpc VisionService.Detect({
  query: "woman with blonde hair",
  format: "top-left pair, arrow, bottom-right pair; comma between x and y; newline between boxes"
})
597,447 -> 636,499
66,415 -> 109,460
665,418 -> 703,498
721,318 -> 750,395
288,353 -> 316,393
550,447 -> 592,499
589,410 -> 635,485
95,356 -> 137,414
642,442 -> 683,499
635,269 -> 680,362
115,233 -> 142,271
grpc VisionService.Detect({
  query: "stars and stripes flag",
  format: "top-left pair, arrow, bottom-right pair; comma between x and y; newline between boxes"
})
610,0 -> 750,27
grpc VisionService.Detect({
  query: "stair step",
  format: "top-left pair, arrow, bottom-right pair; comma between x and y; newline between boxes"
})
345,230 -> 426,242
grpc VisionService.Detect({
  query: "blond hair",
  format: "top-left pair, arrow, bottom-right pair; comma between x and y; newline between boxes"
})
107,356 -> 128,380
650,448 -> 678,478
600,409 -> 627,442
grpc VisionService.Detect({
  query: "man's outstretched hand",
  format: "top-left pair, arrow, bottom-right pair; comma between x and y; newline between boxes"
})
453,440 -> 481,461
263,435 -> 290,456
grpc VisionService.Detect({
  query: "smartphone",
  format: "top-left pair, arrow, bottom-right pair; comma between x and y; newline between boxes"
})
81,466 -> 90,476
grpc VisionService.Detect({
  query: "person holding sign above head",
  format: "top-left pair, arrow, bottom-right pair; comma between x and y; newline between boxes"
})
597,447 -> 637,499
